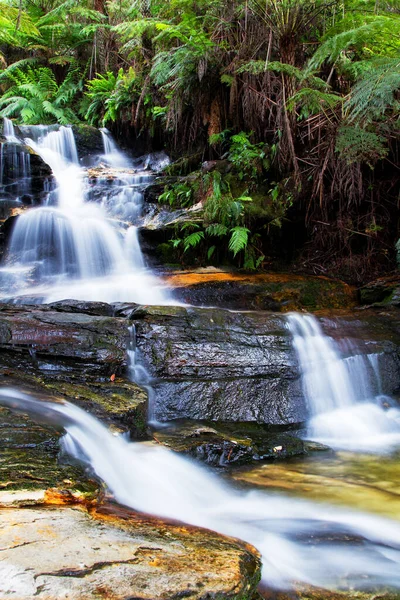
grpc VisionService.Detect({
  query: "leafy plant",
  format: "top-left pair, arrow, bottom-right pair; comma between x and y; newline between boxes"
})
0,64 -> 82,124
335,126 -> 388,167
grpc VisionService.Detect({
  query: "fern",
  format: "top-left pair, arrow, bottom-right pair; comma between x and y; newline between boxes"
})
229,227 -> 250,257
346,57 -> 400,123
183,231 -> 205,252
0,65 -> 81,125
335,126 -> 388,167
287,88 -> 342,119
308,16 -> 400,72
205,223 -> 228,237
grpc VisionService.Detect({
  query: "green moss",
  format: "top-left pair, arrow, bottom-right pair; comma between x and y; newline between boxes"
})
0,407 -> 99,495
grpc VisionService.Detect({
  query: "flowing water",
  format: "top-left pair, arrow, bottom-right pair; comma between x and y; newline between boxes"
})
2,119 -> 400,594
287,313 -> 400,452
100,127 -> 131,169
0,122 -> 171,304
1,388 -> 400,592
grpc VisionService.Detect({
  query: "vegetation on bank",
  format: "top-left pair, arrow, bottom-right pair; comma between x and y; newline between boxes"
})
0,0 -> 399,282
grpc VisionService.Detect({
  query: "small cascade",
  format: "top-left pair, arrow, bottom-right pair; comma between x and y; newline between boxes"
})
91,172 -> 152,223
2,117 -> 19,143
288,313 -> 400,452
39,125 -> 79,165
127,325 -> 157,423
100,128 -> 131,169
2,387 -> 400,592
0,125 -> 171,304
0,119 -> 32,205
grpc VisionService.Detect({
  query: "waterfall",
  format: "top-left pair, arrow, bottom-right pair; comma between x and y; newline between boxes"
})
100,128 -> 131,169
39,125 -> 79,165
3,117 -> 19,143
127,324 -> 157,423
288,313 -> 400,452
0,119 -> 31,201
2,387 -> 400,592
0,125 -> 171,305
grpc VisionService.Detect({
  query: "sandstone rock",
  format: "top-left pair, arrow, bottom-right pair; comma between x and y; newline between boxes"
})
0,503 -> 261,599
164,271 -> 357,312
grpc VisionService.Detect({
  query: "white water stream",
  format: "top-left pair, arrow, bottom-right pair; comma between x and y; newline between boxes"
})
1,387 -> 400,592
0,122 -> 171,304
288,313 -> 400,452
100,127 -> 131,169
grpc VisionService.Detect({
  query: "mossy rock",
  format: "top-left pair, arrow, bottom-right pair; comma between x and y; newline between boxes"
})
0,406 -> 99,496
72,124 -> 104,157
166,271 -> 357,312
152,420 -> 320,467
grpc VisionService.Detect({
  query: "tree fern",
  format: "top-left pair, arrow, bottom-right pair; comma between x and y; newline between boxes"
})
287,88 -> 342,119
335,126 -> 388,167
308,16 -> 400,72
346,56 -> 400,123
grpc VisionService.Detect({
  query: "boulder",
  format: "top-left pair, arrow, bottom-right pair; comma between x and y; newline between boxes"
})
359,275 -> 400,307
0,502 -> 261,599
0,303 -> 127,371
132,305 -> 307,425
72,124 -> 104,158
153,420 -> 314,467
0,303 -> 148,438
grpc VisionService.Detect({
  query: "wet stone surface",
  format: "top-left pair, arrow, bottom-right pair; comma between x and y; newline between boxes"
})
152,420 -> 327,467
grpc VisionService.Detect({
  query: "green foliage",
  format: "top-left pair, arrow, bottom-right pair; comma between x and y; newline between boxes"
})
159,181 -> 194,207
228,132 -> 268,180
346,57 -> 400,123
0,64 -> 81,124
82,68 -> 139,126
335,126 -> 388,167
228,226 -> 250,257
183,230 -> 205,251
287,88 -> 342,120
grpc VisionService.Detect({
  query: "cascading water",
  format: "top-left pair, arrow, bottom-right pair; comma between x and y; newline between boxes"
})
2,387 -> 400,592
100,127 -> 131,169
3,117 -> 20,143
288,313 -> 400,452
0,121 -> 171,304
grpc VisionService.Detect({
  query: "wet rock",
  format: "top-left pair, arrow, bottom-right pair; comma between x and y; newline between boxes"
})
47,299 -> 114,317
132,305 -> 307,425
142,149 -> 171,172
0,404 -> 99,495
202,159 -> 232,174
165,270 -> 357,312
163,152 -> 202,175
360,275 -> 400,307
142,200 -> 203,230
153,420 -> 310,467
72,124 -> 104,158
0,502 -> 261,599
0,304 -> 127,371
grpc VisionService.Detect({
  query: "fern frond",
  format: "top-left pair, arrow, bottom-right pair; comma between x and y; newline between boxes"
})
347,57 -> 400,122
183,231 -> 205,252
205,223 -> 228,237
229,227 -> 250,257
